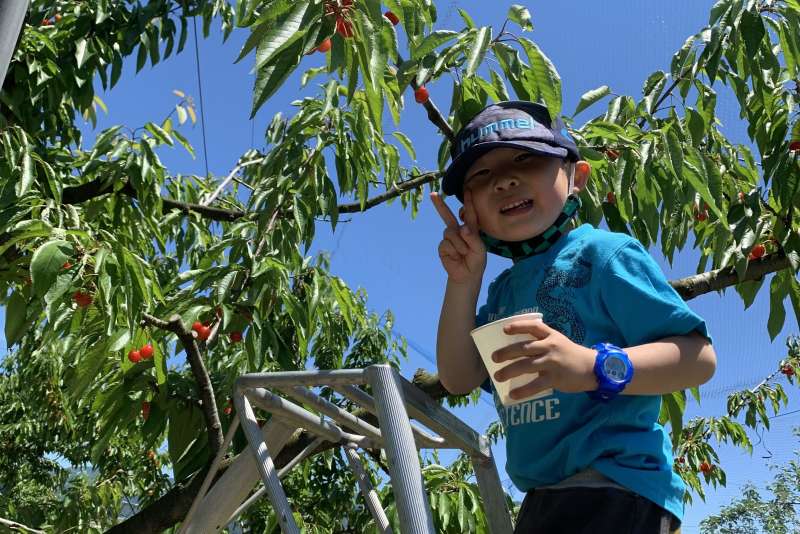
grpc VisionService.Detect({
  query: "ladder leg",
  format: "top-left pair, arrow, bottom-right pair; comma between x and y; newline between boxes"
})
471,436 -> 515,534
366,365 -> 435,534
234,389 -> 300,534
344,445 -> 393,534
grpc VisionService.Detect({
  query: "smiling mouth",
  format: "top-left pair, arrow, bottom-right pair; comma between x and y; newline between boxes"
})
499,199 -> 534,215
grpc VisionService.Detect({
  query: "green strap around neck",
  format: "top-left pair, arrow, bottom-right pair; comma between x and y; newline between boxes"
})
479,193 -> 582,262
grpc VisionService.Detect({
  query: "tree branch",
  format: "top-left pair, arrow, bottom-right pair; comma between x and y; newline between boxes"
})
337,171 -> 441,213
141,312 -> 223,457
61,178 -> 246,222
396,53 -> 455,143
0,517 -> 46,534
669,253 -> 791,301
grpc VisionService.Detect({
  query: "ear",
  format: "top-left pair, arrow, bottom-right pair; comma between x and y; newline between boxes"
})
458,207 -> 466,222
572,161 -> 591,193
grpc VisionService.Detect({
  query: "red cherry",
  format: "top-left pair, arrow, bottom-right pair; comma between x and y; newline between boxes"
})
384,11 -> 400,25
62,261 -> 72,270
605,148 -> 620,161
336,17 -> 354,38
128,349 -> 142,363
192,321 -> 203,332
748,243 -> 766,260
695,210 -> 708,222
699,461 -> 712,474
197,326 -> 211,341
414,86 -> 429,104
606,191 -> 616,204
782,364 -> 795,376
316,38 -> 332,53
789,140 -> 800,152
224,405 -> 232,415
73,291 -> 92,308
737,191 -> 745,203
140,344 -> 154,360
229,331 -> 243,343
141,401 -> 151,420
41,18 -> 52,26
677,456 -> 685,464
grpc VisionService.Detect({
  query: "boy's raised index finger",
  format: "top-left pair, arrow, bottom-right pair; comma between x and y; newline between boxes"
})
430,192 -> 459,229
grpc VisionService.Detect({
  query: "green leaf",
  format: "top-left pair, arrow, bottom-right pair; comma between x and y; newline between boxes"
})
663,391 -> 686,450
447,7 -> 470,29
168,402 -> 206,481
145,122 -> 174,146
153,343 -> 167,386
392,132 -> 416,160
247,1 -> 311,71
366,17 -> 393,92
16,134 -> 34,197
573,85 -> 610,117
465,27 -> 492,77
75,38 -> 89,68
215,270 -> 238,305
518,37 -> 562,115
251,39 -> 305,118
5,291 -> 28,347
767,271 -> 788,340
30,240 -> 73,298
172,130 -> 196,159
411,30 -> 458,60
108,327 -> 131,352
739,8 -> 766,59
664,127 -> 684,181
176,104 -> 188,125
507,5 -> 533,31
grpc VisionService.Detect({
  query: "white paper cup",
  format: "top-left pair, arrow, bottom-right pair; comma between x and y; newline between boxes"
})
470,312 -> 553,406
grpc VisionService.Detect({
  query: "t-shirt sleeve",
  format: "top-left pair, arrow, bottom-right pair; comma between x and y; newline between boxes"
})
599,239 -> 712,347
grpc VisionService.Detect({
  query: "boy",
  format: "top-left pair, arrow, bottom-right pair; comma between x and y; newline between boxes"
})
431,101 -> 716,534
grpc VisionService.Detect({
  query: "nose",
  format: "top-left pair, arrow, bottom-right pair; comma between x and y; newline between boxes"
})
493,174 -> 519,192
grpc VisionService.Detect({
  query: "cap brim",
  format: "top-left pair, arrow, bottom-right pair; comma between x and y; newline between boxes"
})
442,141 -> 569,201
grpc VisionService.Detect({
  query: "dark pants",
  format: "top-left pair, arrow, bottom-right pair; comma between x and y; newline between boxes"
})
513,486 -> 681,534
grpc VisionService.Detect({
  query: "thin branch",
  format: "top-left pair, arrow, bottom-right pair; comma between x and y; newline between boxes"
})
396,53 -> 455,143
637,65 -> 692,129
0,518 -> 46,534
62,178 -> 246,222
669,252 -> 791,301
337,171 -> 440,213
200,157 -> 265,207
141,312 -> 223,456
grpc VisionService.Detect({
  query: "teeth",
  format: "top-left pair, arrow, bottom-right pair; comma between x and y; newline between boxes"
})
501,199 -> 532,213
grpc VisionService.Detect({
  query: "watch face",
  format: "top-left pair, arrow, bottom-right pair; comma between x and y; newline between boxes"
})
603,356 -> 628,382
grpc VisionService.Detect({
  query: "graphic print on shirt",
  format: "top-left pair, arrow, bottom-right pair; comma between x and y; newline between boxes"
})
496,247 -> 592,428
536,248 -> 592,345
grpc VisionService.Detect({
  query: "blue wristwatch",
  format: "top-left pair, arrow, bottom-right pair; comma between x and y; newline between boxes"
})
587,342 -> 634,402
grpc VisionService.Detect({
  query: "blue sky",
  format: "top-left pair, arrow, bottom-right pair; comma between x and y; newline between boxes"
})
9,1 -> 800,531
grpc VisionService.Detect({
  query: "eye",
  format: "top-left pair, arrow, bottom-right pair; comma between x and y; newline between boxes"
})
514,153 -> 534,162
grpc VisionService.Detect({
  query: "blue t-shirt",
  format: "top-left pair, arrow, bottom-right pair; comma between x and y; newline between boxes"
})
475,223 -> 711,522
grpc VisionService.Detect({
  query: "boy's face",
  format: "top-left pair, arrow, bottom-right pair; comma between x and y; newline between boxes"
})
462,148 -> 589,242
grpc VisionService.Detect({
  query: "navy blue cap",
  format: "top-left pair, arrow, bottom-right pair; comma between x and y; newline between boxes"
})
442,101 -> 580,201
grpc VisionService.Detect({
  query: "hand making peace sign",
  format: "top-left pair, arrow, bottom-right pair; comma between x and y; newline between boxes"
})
430,189 -> 487,285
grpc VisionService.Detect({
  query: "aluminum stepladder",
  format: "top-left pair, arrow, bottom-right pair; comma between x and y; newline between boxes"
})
180,364 -> 513,534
